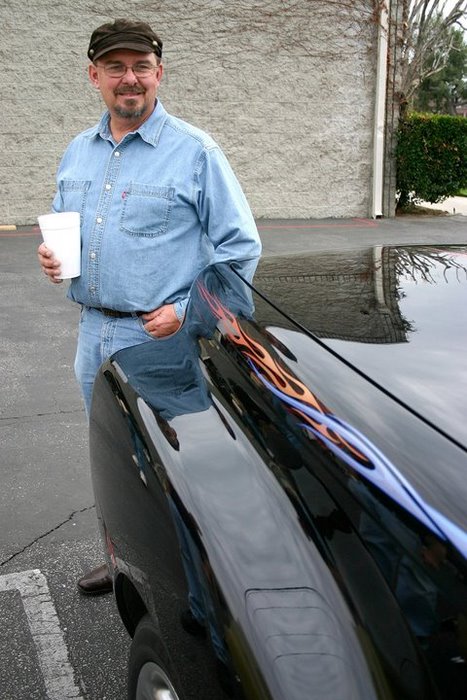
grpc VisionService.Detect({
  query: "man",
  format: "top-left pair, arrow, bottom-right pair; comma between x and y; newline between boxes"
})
37,18 -> 261,595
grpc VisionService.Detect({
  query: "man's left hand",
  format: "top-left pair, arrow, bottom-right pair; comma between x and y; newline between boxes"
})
141,304 -> 182,338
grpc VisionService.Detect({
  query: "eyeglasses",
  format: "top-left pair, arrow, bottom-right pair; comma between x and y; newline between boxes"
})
97,62 -> 158,78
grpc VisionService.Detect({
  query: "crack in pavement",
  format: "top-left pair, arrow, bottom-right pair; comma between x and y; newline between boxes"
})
0,407 -> 85,424
0,505 -> 95,567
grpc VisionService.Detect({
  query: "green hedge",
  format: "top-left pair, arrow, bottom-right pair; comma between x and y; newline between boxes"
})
396,113 -> 467,206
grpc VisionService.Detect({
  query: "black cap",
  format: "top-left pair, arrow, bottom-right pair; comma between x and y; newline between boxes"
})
87,18 -> 162,61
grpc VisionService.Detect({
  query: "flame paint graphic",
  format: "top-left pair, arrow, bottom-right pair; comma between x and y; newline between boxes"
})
197,280 -> 467,557
198,281 -> 368,467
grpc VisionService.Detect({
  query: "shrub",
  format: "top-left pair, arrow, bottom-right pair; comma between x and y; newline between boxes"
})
396,113 -> 467,207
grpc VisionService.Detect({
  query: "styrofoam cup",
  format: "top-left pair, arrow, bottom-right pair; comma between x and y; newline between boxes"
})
37,211 -> 81,279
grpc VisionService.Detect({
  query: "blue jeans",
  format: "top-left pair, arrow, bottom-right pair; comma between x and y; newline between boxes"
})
74,306 -> 156,416
168,498 -> 227,663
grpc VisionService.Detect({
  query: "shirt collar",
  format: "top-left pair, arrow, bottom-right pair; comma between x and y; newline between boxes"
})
88,100 -> 168,147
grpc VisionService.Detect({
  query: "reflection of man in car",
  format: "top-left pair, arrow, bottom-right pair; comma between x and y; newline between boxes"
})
110,267 -> 257,692
36,18 -> 261,595
113,327 -> 210,421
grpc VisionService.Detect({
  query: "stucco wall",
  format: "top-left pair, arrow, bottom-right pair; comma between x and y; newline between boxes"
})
1,0 -> 379,224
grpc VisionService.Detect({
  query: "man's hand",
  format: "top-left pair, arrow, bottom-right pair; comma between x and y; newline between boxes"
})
142,304 -> 182,338
38,243 -> 63,283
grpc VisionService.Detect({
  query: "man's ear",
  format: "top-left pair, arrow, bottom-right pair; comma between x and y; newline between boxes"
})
156,62 -> 163,85
88,63 -> 100,88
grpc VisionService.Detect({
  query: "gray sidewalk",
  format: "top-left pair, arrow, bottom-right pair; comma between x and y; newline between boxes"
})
420,196 -> 467,217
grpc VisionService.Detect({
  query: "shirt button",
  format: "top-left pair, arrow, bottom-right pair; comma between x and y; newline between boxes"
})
96,217 -> 103,224
90,252 -> 96,259
90,286 -> 96,293
105,184 -> 111,190
114,151 -> 120,157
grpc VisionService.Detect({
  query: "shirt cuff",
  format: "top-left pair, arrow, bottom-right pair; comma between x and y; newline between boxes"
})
174,298 -> 189,321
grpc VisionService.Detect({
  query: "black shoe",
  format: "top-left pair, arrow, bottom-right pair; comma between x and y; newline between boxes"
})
77,563 -> 113,596
180,608 -> 206,637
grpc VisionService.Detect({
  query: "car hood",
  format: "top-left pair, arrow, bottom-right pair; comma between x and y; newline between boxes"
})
253,245 -> 467,451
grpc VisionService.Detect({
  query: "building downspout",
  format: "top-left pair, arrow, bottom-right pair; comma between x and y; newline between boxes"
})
371,1 -> 390,218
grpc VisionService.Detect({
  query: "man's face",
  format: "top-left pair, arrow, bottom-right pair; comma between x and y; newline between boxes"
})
88,49 -> 163,121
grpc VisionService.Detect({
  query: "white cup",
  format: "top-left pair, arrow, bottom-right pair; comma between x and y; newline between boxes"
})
37,211 -> 81,279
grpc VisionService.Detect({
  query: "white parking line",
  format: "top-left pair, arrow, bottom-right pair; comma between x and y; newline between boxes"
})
0,569 -> 83,699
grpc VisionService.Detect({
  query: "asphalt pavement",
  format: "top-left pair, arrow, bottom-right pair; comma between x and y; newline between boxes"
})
1,212 -> 466,699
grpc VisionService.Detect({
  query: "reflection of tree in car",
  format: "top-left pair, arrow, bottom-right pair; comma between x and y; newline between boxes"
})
393,246 -> 467,297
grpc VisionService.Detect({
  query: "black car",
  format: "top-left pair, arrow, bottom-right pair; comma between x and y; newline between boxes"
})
90,244 -> 467,700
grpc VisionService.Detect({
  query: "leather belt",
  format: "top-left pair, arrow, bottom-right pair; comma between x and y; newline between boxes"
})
91,307 -> 143,318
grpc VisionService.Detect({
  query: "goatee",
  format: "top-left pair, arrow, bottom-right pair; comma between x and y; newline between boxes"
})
114,104 -> 146,119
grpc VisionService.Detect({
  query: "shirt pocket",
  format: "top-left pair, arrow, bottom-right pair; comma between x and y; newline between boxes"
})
120,183 -> 175,238
58,180 -> 91,220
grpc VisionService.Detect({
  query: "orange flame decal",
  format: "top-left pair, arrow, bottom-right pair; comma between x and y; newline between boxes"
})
198,282 -> 368,465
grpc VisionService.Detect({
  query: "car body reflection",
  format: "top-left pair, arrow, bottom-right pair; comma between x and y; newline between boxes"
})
90,246 -> 467,699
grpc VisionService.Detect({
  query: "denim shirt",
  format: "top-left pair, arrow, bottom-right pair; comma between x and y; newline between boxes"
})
52,100 -> 261,319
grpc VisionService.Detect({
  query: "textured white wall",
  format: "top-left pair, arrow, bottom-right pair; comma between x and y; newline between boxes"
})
1,0 -> 378,224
